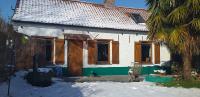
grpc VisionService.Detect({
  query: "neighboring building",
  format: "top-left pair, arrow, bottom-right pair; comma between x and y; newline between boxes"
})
12,0 -> 171,76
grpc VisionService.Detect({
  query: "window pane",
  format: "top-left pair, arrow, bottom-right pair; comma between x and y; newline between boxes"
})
46,40 -> 52,62
130,13 -> 145,23
97,43 -> 108,62
141,44 -> 151,62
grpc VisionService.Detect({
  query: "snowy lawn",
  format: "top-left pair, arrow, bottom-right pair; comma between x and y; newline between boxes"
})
0,71 -> 200,97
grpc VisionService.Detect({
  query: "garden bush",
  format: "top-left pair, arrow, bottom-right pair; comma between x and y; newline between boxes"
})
0,66 -> 7,82
26,71 -> 52,87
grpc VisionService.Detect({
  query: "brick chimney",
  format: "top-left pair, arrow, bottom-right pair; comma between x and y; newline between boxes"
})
104,0 -> 115,7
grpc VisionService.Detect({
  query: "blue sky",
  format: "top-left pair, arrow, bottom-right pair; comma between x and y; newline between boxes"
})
0,0 -> 146,21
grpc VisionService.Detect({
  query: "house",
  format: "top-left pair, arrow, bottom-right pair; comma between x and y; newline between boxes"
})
12,0 -> 171,76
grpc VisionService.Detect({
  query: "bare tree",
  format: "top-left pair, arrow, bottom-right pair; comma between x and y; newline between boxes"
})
0,10 -> 18,82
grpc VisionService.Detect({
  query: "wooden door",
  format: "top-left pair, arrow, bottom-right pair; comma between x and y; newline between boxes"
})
68,40 -> 83,76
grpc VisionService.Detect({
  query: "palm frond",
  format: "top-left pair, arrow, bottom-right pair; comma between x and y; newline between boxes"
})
167,5 -> 189,24
167,26 -> 190,53
146,0 -> 200,54
191,18 -> 200,30
159,0 -> 176,10
154,28 -> 168,40
187,0 -> 200,12
147,13 -> 165,39
145,0 -> 160,12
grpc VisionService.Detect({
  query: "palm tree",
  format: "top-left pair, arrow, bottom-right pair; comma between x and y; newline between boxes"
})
146,0 -> 200,80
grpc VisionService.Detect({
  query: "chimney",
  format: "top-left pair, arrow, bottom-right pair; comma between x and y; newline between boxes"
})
104,0 -> 115,7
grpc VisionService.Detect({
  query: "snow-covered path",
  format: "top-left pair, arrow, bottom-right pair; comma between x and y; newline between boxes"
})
0,71 -> 200,97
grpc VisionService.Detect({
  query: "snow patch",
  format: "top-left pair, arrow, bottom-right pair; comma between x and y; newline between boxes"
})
0,71 -> 200,97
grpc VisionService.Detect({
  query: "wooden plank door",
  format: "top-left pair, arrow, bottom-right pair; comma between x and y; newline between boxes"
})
68,40 -> 83,76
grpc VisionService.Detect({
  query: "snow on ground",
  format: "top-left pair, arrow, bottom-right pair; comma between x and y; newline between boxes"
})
0,71 -> 200,97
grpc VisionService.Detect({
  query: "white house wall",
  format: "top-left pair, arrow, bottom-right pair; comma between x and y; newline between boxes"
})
17,26 -> 64,39
82,31 -> 159,68
13,22 -> 171,68
160,44 -> 171,64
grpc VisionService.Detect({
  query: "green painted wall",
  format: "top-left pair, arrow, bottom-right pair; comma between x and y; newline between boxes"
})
83,67 -> 129,76
82,66 -> 161,76
58,66 -> 162,76
62,67 -> 68,76
141,66 -> 161,75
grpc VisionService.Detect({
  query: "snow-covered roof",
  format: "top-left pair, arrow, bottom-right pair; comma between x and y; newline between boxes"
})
12,0 -> 149,31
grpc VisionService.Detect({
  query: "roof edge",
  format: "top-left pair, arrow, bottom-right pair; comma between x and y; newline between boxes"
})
64,0 -> 147,11
12,20 -> 148,32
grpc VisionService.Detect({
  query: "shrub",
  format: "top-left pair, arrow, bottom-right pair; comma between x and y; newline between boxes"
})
26,71 -> 52,87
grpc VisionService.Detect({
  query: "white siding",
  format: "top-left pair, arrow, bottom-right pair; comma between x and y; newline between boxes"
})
14,23 -> 171,68
160,44 -> 171,64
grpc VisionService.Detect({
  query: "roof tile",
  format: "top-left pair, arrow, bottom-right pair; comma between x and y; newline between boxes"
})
12,0 -> 149,31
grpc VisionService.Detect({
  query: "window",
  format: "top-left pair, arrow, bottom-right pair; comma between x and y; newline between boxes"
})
97,41 -> 109,64
88,40 -> 119,65
130,13 -> 145,24
141,43 -> 152,63
45,40 -> 52,62
135,41 -> 152,64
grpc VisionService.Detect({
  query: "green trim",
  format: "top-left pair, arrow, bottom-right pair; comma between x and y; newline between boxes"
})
83,66 -> 161,76
141,66 -> 161,75
62,67 -> 68,76
83,67 -> 129,76
54,66 -> 164,76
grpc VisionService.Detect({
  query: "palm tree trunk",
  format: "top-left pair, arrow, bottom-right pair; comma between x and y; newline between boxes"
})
182,53 -> 192,80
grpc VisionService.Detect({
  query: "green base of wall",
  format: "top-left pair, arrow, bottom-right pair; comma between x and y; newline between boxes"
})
62,67 -> 68,77
59,66 -> 166,76
83,66 -> 161,76
83,67 -> 129,76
